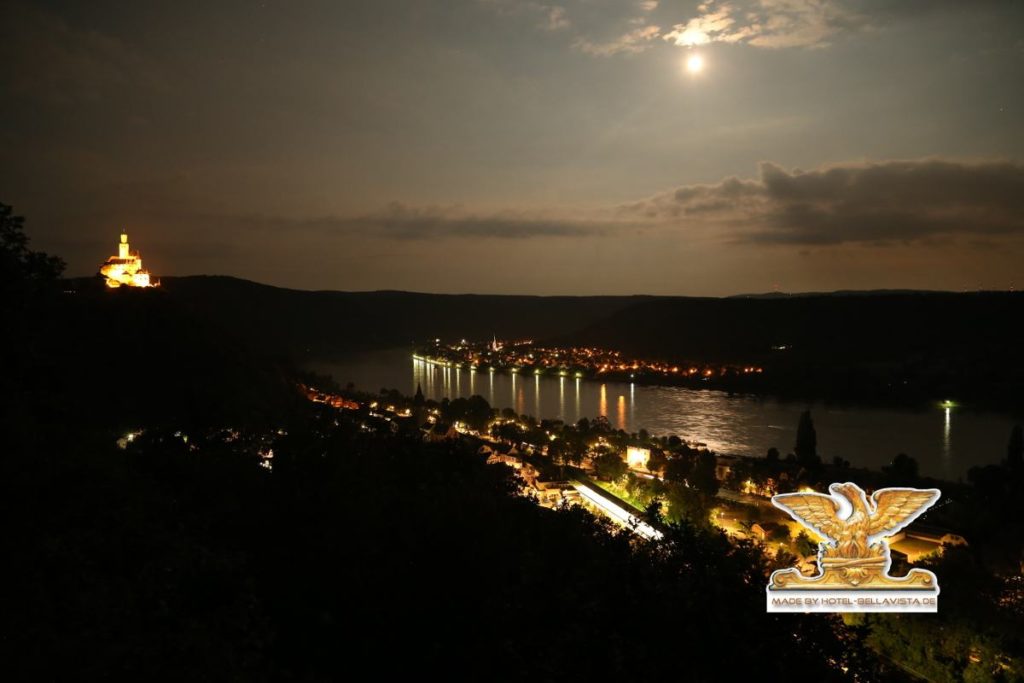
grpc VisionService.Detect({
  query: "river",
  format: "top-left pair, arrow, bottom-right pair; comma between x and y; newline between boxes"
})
308,348 -> 1022,480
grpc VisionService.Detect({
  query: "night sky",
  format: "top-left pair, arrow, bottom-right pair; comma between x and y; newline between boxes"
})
2,0 -> 1023,295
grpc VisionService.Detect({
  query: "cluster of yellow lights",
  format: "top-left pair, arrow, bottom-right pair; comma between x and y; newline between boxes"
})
741,478 -> 778,497
99,233 -> 158,288
424,338 -> 763,382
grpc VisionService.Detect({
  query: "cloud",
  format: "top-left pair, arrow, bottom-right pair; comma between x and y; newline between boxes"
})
0,2 -> 164,104
544,5 -> 570,31
483,0 -> 847,56
573,24 -> 661,57
662,2 -> 747,47
480,0 -> 664,56
480,1 -> 570,32
512,0 -> 989,57
624,159 -> 1024,245
222,202 -> 624,241
663,0 -> 847,50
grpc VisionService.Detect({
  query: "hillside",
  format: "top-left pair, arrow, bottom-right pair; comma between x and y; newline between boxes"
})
148,275 -> 652,357
553,291 -> 1024,405
66,275 -> 1024,408
7,277 -> 302,441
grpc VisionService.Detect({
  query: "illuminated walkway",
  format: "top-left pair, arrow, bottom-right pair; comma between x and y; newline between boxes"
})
572,479 -> 663,540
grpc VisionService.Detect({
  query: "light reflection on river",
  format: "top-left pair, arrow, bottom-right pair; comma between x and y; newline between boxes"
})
310,348 -> 1022,480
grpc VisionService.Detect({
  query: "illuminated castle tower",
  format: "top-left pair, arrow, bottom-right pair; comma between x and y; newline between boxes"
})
99,232 -> 158,288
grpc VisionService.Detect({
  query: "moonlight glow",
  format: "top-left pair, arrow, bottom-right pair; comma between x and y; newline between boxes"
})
686,53 -> 705,74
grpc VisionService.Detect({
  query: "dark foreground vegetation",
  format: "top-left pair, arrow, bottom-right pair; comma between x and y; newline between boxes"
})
5,203 -> 1024,680
9,411 -> 882,680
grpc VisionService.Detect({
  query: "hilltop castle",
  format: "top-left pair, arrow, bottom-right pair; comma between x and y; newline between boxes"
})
99,233 -> 158,288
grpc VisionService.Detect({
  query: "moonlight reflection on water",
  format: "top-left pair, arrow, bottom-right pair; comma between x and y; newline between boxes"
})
310,349 -> 1021,480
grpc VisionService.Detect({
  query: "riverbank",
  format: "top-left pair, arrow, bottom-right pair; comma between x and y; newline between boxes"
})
310,348 -> 1021,479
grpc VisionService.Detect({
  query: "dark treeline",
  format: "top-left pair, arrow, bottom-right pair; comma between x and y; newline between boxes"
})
8,408 -> 887,680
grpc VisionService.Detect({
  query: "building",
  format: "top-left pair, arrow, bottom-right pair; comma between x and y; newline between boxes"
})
99,233 -> 158,288
533,477 -> 580,509
626,446 -> 651,470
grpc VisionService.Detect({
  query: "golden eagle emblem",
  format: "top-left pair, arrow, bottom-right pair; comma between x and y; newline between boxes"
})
768,482 -> 940,590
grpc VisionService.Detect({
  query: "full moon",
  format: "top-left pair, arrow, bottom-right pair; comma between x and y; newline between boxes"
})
686,53 -> 704,74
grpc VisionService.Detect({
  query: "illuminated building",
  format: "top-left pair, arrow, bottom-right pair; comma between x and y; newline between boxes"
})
626,446 -> 650,470
99,233 -> 158,288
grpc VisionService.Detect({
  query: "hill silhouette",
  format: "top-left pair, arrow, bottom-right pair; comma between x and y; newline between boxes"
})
97,275 -> 1024,408
130,275 -> 651,356
553,291 -> 1024,405
7,276 -> 302,444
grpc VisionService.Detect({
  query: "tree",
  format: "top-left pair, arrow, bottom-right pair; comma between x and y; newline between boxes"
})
884,453 -> 918,482
1008,424 -> 1023,470
771,547 -> 800,572
768,523 -> 791,543
794,410 -> 820,468
563,441 -> 585,467
413,383 -> 425,405
593,452 -> 627,481
766,447 -> 780,462
646,449 -> 668,475
446,395 -> 492,431
663,454 -> 693,484
663,483 -> 710,527
794,531 -> 818,557
643,498 -> 664,526
690,451 -> 719,497
1,202 -> 65,294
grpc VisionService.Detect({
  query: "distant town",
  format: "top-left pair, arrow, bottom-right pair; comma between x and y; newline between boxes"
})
414,337 -> 763,389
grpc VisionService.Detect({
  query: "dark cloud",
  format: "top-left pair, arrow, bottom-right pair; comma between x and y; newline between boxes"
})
208,202 -> 618,240
627,159 -> 1024,246
0,2 -> 163,104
